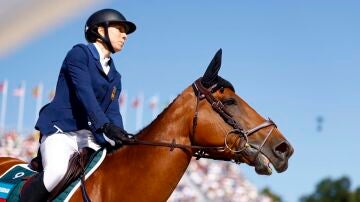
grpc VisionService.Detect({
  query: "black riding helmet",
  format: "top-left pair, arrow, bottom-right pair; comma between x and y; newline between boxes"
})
85,9 -> 136,53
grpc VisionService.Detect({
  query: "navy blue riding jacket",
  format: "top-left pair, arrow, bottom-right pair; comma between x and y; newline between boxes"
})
35,43 -> 124,145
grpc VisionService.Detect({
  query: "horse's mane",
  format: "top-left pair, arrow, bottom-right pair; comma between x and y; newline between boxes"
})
135,93 -> 181,136
107,92 -> 182,154
135,77 -> 234,136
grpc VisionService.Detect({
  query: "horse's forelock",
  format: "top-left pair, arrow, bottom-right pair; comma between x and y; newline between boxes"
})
213,76 -> 235,92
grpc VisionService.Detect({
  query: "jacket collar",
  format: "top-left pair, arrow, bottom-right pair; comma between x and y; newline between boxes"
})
87,43 -> 116,81
88,43 -> 100,61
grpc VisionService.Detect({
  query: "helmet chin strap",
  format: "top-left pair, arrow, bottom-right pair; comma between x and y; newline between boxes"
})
90,22 -> 115,53
103,23 -> 115,53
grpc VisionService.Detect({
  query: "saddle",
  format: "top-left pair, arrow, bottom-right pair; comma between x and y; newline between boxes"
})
0,148 -> 106,201
50,148 -> 94,200
29,147 -> 94,200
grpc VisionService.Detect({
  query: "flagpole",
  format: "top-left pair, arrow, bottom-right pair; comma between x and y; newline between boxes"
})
34,83 -> 43,123
119,91 -> 127,129
149,95 -> 159,119
0,80 -> 8,133
135,93 -> 144,131
17,81 -> 26,134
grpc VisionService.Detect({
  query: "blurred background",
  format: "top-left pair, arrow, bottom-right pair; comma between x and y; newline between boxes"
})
0,1 -> 360,201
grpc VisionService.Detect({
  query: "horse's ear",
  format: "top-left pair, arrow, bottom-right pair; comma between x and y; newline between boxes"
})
202,49 -> 222,88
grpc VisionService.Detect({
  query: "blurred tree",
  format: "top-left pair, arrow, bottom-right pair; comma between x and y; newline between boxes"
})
350,187 -> 360,202
300,176 -> 359,202
261,187 -> 283,202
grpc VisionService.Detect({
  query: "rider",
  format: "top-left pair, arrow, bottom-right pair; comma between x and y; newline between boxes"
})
20,8 -> 136,201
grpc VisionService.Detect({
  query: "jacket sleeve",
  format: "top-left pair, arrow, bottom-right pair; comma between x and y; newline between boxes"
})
64,45 -> 109,131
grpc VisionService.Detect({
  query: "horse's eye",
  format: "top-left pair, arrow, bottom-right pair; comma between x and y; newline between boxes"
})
222,98 -> 236,106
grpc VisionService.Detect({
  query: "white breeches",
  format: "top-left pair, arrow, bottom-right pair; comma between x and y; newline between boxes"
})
40,129 -> 101,192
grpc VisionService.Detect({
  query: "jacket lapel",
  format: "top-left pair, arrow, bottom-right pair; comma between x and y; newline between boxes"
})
87,43 -> 119,81
107,59 -> 116,81
88,43 -> 107,77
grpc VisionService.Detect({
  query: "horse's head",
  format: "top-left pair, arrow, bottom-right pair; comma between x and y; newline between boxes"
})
190,49 -> 294,175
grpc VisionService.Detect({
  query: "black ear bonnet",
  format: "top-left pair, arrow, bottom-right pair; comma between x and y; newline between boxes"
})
201,49 -> 235,92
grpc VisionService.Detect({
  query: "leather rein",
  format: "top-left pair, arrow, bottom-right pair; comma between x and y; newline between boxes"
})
123,78 -> 276,163
79,79 -> 278,201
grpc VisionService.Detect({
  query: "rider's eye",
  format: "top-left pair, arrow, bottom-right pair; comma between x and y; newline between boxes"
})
222,98 -> 236,106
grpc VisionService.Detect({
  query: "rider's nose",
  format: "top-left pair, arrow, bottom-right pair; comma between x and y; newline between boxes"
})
273,141 -> 293,159
122,33 -> 127,40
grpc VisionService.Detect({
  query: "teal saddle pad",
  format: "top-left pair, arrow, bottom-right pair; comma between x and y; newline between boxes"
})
0,164 -> 36,201
0,148 -> 106,202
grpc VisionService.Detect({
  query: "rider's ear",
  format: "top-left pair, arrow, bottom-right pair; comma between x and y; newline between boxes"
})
97,26 -> 105,37
202,49 -> 222,88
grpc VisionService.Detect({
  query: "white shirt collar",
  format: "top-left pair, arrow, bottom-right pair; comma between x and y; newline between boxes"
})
93,43 -> 111,75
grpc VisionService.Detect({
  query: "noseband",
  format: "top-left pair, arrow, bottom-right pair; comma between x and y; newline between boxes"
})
190,79 -> 276,162
123,78 -> 276,163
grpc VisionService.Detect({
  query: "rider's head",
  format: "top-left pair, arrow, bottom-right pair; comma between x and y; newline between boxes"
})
85,9 -> 136,53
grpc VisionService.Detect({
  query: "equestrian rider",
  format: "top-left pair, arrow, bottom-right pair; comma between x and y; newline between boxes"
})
20,8 -> 136,201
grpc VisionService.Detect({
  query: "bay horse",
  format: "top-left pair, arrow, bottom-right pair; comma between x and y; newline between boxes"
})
0,49 -> 293,201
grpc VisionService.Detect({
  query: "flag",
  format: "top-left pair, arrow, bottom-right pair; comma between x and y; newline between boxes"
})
0,81 -> 6,93
14,81 -> 26,133
149,95 -> 159,119
119,92 -> 126,108
132,93 -> 144,131
13,85 -> 25,97
48,89 -> 55,101
149,96 -> 159,110
32,85 -> 41,98
33,83 -> 43,123
132,96 -> 141,108
118,91 -> 127,128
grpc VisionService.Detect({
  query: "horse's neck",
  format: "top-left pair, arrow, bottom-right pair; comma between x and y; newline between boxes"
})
99,88 -> 195,201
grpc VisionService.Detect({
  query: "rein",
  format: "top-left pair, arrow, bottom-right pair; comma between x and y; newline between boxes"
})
121,78 -> 276,162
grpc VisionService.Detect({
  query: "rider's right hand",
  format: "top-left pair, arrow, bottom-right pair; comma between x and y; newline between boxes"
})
101,123 -> 129,147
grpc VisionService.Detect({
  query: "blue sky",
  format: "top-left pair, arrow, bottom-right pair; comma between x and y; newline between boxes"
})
1,1 -> 360,201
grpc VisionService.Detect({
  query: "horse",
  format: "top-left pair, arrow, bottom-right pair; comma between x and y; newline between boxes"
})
0,49 -> 293,201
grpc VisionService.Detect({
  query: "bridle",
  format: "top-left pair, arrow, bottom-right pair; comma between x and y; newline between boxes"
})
80,79 -> 278,202
123,78 -> 276,163
191,78 -> 276,162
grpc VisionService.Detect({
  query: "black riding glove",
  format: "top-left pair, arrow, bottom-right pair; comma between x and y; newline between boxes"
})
101,123 -> 131,147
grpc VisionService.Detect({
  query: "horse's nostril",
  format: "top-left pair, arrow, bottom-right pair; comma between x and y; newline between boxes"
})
275,142 -> 291,157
